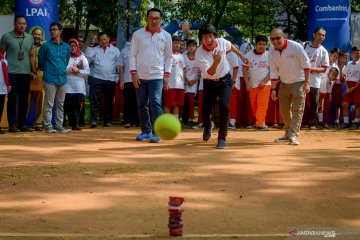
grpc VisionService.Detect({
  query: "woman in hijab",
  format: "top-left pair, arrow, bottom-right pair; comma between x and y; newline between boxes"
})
64,38 -> 90,130
238,42 -> 255,128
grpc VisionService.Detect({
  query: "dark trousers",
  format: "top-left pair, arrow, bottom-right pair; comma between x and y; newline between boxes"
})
308,87 -> 320,126
65,93 -> 84,128
7,74 -> 31,127
202,74 -> 232,141
0,94 -> 5,127
79,98 -> 85,125
90,78 -> 116,123
123,82 -> 139,125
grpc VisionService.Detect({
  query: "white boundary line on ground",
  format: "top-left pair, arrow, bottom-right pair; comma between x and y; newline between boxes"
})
0,232 -> 289,238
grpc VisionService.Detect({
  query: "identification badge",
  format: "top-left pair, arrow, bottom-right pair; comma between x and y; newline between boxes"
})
18,51 -> 24,60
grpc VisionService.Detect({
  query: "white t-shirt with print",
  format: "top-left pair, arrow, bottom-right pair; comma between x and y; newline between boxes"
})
169,53 -> 185,89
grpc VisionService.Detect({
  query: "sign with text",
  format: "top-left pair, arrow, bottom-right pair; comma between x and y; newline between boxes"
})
308,0 -> 351,51
15,0 -> 59,40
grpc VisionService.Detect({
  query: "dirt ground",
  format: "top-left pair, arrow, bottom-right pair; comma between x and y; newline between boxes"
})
0,126 -> 359,240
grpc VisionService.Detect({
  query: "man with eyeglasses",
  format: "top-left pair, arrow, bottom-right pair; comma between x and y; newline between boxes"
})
269,28 -> 311,145
38,22 -> 71,133
129,8 -> 172,143
0,16 -> 34,133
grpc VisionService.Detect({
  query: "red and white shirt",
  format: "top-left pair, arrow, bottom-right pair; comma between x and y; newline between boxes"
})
169,53 -> 185,89
243,50 -> 270,88
184,54 -> 199,93
226,51 -> 239,82
269,40 -> 311,84
343,60 -> 360,82
304,43 -> 329,88
195,38 -> 232,80
320,62 -> 338,93
129,27 -> 172,80
0,58 -> 8,95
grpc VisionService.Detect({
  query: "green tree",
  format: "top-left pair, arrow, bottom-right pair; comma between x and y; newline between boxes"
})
0,0 -> 15,15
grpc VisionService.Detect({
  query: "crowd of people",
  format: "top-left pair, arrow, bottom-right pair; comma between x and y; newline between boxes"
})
0,8 -> 360,149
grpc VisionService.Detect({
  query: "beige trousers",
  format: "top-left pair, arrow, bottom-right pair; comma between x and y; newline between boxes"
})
279,81 -> 305,138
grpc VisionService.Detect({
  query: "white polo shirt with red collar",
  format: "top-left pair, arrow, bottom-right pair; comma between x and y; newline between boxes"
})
243,50 -> 270,88
129,26 -> 172,80
195,38 -> 232,80
269,39 -> 311,84
343,60 -> 360,82
304,43 -> 329,88
85,44 -> 120,82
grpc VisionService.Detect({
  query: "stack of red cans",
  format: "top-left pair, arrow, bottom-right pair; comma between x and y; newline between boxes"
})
168,196 -> 184,237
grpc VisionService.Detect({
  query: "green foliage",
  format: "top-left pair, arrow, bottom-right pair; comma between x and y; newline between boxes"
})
352,0 -> 360,12
59,0 -> 122,37
0,0 -> 15,15
161,0 -> 279,41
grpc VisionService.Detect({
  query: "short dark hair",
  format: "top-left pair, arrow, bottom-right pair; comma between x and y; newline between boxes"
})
147,8 -> 162,17
50,22 -> 62,31
186,39 -> 197,47
352,45 -> 360,52
314,27 -> 326,34
198,24 -> 217,42
172,35 -> 181,42
328,67 -> 339,76
339,50 -> 349,58
329,47 -> 340,55
98,32 -> 108,39
14,15 -> 26,23
255,35 -> 268,44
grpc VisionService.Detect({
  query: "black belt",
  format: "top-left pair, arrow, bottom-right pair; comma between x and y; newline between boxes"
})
204,72 -> 230,82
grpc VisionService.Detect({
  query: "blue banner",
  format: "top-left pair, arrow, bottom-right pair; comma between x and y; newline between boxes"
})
308,0 -> 351,51
15,0 -> 59,41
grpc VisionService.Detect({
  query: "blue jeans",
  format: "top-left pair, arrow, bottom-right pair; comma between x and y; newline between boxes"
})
136,79 -> 163,134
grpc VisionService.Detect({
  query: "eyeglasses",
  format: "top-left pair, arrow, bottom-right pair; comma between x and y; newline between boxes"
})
270,36 -> 282,41
148,17 -> 161,21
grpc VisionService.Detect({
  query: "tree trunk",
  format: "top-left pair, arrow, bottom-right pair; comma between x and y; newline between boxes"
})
74,0 -> 83,38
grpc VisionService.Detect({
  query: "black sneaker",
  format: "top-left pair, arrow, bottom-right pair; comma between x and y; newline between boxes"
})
257,125 -> 269,131
9,125 -> 20,133
90,120 -> 97,128
334,123 -> 340,129
104,122 -> 113,127
19,126 -> 33,132
319,122 -> 329,129
203,122 -> 214,141
338,123 -> 349,129
349,123 -> 359,130
216,139 -> 227,149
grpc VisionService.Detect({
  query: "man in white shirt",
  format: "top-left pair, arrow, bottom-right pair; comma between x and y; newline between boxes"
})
304,27 -> 329,130
129,8 -> 172,143
269,28 -> 311,145
195,24 -> 247,149
85,32 -> 120,128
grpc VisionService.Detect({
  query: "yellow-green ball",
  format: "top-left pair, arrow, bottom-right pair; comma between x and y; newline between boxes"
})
154,114 -> 181,140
